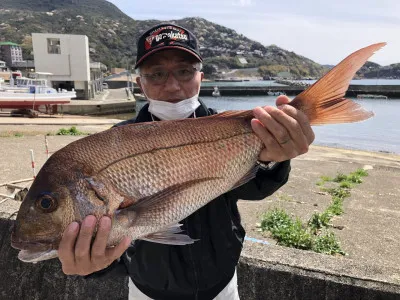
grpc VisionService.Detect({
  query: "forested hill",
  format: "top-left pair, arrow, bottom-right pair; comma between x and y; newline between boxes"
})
1,0 -> 396,78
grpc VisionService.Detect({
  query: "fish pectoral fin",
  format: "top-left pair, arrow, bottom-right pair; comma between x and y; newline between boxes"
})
140,223 -> 198,245
130,177 -> 220,211
229,165 -> 259,191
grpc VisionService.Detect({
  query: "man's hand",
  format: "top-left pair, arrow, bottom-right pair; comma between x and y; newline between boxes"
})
58,215 -> 132,276
251,95 -> 315,162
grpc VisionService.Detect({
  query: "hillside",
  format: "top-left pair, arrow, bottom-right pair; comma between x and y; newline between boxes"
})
0,0 -> 394,79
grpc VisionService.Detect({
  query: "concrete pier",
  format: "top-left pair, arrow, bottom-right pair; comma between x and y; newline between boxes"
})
195,84 -> 400,97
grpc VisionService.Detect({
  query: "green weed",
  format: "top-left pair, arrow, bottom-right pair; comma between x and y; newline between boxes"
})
260,168 -> 369,256
312,232 -> 346,255
56,126 -> 88,136
261,209 -> 312,250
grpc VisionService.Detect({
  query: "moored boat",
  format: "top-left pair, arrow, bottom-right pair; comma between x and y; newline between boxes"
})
0,75 -> 76,113
212,86 -> 221,97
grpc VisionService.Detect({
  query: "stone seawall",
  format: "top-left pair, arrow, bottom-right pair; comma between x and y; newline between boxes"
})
2,218 -> 399,300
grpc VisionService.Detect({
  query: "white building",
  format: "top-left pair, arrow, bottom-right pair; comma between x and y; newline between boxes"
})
0,60 -> 7,70
32,33 -> 105,99
238,57 -> 248,65
0,42 -> 24,66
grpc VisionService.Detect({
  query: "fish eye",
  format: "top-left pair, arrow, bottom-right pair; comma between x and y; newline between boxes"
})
35,194 -> 58,213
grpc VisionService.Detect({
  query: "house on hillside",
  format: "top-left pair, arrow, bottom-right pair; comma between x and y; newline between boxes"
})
32,33 -> 106,99
0,42 -> 24,67
238,57 -> 248,65
277,71 -> 293,79
0,60 -> 10,82
0,61 -> 8,72
253,50 -> 264,57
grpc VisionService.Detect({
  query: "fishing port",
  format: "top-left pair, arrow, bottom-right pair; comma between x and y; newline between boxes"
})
0,1 -> 400,297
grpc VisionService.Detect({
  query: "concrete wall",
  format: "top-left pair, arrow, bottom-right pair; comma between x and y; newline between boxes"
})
32,33 -> 90,82
59,100 -> 135,115
237,256 -> 400,300
0,218 -> 127,300
2,218 -> 399,300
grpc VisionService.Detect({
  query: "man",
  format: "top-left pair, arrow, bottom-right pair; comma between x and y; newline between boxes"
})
58,23 -> 315,299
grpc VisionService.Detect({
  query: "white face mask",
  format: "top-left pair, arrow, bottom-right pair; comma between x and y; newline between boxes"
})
147,94 -> 201,120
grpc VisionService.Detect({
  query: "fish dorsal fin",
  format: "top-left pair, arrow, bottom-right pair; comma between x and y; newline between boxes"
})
229,165 -> 259,191
290,43 -> 386,125
140,223 -> 198,245
210,110 -> 253,119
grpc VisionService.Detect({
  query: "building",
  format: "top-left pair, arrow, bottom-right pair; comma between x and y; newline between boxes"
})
0,42 -> 24,67
253,50 -> 264,57
0,60 -> 10,82
32,33 -> 105,99
238,57 -> 248,65
0,60 -> 7,71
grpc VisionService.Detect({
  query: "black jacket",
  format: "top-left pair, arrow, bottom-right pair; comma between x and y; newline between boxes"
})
95,100 -> 291,300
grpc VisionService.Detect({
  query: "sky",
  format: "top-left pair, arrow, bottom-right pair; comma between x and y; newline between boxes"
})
107,0 -> 400,66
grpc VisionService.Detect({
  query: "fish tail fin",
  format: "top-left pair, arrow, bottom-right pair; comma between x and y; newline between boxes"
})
290,42 -> 386,125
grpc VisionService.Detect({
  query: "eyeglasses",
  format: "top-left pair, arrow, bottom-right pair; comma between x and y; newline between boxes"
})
141,65 -> 200,85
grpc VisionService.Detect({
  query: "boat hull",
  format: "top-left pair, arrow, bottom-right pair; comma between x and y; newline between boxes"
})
0,91 -> 75,109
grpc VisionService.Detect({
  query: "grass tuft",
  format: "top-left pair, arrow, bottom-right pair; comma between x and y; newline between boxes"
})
260,168 -> 369,256
55,126 -> 88,136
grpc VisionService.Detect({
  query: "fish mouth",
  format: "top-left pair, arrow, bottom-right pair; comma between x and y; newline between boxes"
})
18,249 -> 59,263
11,232 -> 55,252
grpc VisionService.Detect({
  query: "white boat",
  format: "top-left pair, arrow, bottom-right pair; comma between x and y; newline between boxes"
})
212,86 -> 221,97
267,90 -> 286,96
0,74 -> 76,112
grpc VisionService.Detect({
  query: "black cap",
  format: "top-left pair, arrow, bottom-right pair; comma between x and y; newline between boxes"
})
135,23 -> 203,69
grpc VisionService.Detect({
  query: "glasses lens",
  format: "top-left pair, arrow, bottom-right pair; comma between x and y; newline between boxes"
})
143,66 -> 198,85
146,71 -> 168,84
173,67 -> 196,82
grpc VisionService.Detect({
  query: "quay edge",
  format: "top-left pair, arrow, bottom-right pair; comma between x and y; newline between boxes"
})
195,84 -> 400,97
1,217 -> 399,300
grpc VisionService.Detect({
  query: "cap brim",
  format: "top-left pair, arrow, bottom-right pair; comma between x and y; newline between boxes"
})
134,45 -> 202,69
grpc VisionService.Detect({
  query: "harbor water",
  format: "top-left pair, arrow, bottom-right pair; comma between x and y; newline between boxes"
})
126,95 -> 400,154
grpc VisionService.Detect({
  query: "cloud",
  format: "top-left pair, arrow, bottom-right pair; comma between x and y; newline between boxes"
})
233,0 -> 252,7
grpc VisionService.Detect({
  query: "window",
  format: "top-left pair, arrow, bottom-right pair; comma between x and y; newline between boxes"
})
47,38 -> 61,54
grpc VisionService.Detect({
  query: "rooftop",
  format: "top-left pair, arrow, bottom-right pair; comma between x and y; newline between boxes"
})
0,42 -> 19,46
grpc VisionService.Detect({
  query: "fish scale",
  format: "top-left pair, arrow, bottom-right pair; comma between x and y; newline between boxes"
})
102,132 -> 260,200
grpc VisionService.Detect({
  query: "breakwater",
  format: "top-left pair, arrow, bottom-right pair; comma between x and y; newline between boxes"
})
132,84 -> 400,97
201,85 -> 400,97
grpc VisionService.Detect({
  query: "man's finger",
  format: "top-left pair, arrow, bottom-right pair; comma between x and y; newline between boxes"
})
251,119 -> 285,162
278,104 -> 315,145
91,216 -> 112,260
253,106 -> 295,146
58,222 -> 79,274
58,222 -> 79,262
74,215 -> 96,261
253,107 -> 290,142
276,95 -> 291,106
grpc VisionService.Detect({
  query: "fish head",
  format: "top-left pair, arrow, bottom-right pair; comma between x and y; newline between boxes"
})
10,158 -> 97,262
